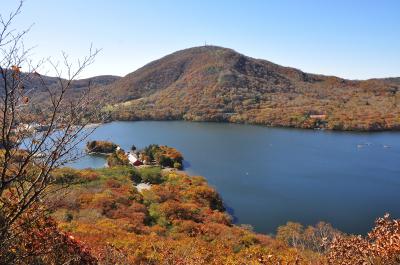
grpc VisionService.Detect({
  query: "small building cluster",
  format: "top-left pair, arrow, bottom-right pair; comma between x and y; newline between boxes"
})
127,152 -> 144,167
14,123 -> 49,134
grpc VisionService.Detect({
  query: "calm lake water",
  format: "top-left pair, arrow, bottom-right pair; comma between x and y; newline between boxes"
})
70,121 -> 400,235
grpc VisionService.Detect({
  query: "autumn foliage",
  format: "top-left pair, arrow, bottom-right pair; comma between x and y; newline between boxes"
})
140,144 -> 184,168
2,163 -> 397,264
86,141 -> 118,154
106,149 -> 130,167
327,213 -> 400,265
0,206 -> 96,265
50,166 -> 324,264
81,46 -> 400,132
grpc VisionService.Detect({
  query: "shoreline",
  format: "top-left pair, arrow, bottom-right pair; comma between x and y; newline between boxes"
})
93,118 -> 400,133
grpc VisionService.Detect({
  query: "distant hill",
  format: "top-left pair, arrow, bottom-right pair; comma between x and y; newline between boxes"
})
27,74 -> 120,101
0,73 -> 120,93
0,73 -> 120,106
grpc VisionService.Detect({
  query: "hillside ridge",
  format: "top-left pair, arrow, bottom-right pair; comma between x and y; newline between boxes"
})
92,46 -> 399,131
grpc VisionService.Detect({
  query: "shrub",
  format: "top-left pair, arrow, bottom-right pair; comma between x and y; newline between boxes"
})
138,167 -> 163,184
156,154 -> 173,167
173,162 -> 183,170
107,150 -> 130,167
79,170 -> 99,182
159,201 -> 201,222
128,187 -> 144,202
129,169 -> 142,183
64,212 -> 74,222
53,168 -> 82,185
241,233 -> 260,247
148,203 -> 169,227
105,179 -> 122,189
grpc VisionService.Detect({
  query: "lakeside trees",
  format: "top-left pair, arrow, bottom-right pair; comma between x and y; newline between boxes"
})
106,150 -> 130,167
141,144 -> 184,169
86,141 -> 118,154
86,141 -> 186,169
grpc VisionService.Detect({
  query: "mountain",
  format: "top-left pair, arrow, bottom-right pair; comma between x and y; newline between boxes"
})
0,73 -> 120,93
91,46 -> 400,131
26,74 -> 120,101
30,75 -> 121,102
0,73 -> 120,107
17,46 -> 399,131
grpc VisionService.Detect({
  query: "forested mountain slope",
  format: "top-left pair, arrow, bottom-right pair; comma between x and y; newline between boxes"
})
21,46 -> 400,131
93,46 -> 400,131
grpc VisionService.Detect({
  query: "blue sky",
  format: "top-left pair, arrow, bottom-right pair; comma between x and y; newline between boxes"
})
3,0 -> 400,79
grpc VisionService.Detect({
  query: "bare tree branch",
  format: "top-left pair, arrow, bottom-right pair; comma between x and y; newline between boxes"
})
0,3 -> 102,263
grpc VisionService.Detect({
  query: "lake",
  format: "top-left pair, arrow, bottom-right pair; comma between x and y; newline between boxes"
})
69,121 -> 400,235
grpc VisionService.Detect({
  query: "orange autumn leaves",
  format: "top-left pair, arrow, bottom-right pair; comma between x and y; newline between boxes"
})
327,214 -> 400,265
50,166 -> 322,264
